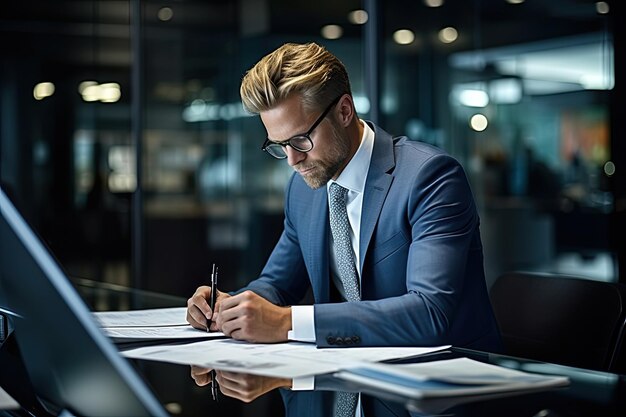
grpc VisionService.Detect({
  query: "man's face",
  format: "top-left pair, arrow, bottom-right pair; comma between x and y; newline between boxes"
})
260,94 -> 351,189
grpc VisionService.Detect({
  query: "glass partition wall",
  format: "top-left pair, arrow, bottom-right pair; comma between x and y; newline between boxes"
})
378,0 -> 617,286
1,0 -> 622,298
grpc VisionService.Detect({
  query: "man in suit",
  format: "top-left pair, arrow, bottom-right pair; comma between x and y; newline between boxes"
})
186,42 -> 501,352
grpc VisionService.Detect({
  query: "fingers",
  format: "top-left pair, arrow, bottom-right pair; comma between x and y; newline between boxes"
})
215,371 -> 258,403
219,317 -> 244,340
217,382 -> 252,402
217,290 -> 254,323
186,286 -> 233,331
213,372 -> 289,403
213,291 -> 289,343
216,292 -> 251,339
190,365 -> 213,386
186,286 -> 212,330
216,370 -> 250,388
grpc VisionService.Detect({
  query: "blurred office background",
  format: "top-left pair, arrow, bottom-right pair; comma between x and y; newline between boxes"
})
1,0 -> 624,299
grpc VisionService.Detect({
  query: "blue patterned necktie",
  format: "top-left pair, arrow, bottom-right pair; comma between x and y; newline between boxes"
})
335,391 -> 359,417
329,183 -> 360,417
328,182 -> 361,302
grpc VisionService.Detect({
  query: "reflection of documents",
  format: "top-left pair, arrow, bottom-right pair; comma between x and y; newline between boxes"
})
406,388 -> 555,415
0,385 -> 19,410
334,358 -> 569,399
122,339 -> 449,379
93,307 -> 225,342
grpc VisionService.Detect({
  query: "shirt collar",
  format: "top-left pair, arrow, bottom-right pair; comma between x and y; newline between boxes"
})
327,120 -> 375,194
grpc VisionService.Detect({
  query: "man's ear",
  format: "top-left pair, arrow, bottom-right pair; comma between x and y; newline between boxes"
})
336,94 -> 355,127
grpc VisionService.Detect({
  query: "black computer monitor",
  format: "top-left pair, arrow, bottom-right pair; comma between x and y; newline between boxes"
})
0,187 -> 168,417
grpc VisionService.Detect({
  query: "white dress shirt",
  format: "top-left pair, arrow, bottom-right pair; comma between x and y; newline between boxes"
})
288,120 -> 375,343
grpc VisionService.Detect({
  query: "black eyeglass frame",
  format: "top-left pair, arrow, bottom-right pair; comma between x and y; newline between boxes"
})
261,95 -> 343,159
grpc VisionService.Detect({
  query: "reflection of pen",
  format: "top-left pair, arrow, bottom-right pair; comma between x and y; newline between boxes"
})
208,263 -> 218,332
210,369 -> 219,401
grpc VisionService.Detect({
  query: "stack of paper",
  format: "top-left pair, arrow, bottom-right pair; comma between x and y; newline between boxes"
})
334,357 -> 569,399
93,307 -> 225,342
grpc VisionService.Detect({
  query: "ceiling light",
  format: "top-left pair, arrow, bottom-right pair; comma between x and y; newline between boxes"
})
393,29 -> 415,45
438,27 -> 458,43
450,34 -> 615,94
321,25 -> 343,40
596,2 -> 609,14
78,81 -> 98,94
424,0 -> 444,7
603,161 -> 615,176
33,82 -> 55,100
79,82 -> 122,103
81,85 -> 100,102
489,78 -> 523,104
506,0 -> 525,4
99,83 -> 121,103
157,7 -> 174,22
348,10 -> 368,25
459,89 -> 489,107
470,114 -> 488,131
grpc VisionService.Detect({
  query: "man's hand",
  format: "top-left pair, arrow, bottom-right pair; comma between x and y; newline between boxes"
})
216,370 -> 292,403
190,366 -> 291,403
190,365 -> 214,387
216,290 -> 292,343
186,285 -> 231,331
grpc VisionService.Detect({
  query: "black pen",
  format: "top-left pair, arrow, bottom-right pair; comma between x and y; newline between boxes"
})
208,263 -> 218,332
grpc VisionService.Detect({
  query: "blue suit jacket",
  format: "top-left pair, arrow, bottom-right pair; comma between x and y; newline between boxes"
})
281,389 -> 419,417
244,122 -> 502,351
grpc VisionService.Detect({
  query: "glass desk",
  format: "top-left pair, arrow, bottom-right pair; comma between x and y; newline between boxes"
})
1,280 -> 626,417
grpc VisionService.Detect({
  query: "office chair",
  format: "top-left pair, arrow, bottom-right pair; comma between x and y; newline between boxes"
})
489,271 -> 626,372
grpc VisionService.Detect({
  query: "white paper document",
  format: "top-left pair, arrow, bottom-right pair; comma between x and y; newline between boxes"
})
122,339 -> 450,379
93,307 -> 189,328
102,325 -> 226,342
93,307 -> 225,342
334,357 -> 570,399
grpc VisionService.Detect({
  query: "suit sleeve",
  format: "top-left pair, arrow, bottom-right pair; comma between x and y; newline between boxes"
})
313,154 -> 482,347
238,174 -> 311,306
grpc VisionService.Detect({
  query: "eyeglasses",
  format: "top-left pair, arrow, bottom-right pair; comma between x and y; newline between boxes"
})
261,95 -> 342,159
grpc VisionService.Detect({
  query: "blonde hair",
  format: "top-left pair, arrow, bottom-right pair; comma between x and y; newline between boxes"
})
240,42 -> 351,114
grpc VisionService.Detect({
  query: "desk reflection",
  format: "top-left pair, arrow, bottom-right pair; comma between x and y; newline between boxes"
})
190,365 -> 419,417
188,364 -> 604,417
190,365 -> 291,403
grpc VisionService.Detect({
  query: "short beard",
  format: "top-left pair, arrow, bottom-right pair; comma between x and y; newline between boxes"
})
298,123 -> 351,189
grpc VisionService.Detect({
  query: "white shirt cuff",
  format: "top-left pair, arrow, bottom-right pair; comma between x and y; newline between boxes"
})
291,376 -> 315,391
287,305 -> 316,343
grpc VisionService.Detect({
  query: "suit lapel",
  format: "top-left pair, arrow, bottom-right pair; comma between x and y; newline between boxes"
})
359,123 -> 395,273
302,123 -> 395,301
307,186 -> 330,303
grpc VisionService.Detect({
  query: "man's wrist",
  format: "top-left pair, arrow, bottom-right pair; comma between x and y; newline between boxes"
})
276,378 -> 293,390
282,306 -> 292,341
